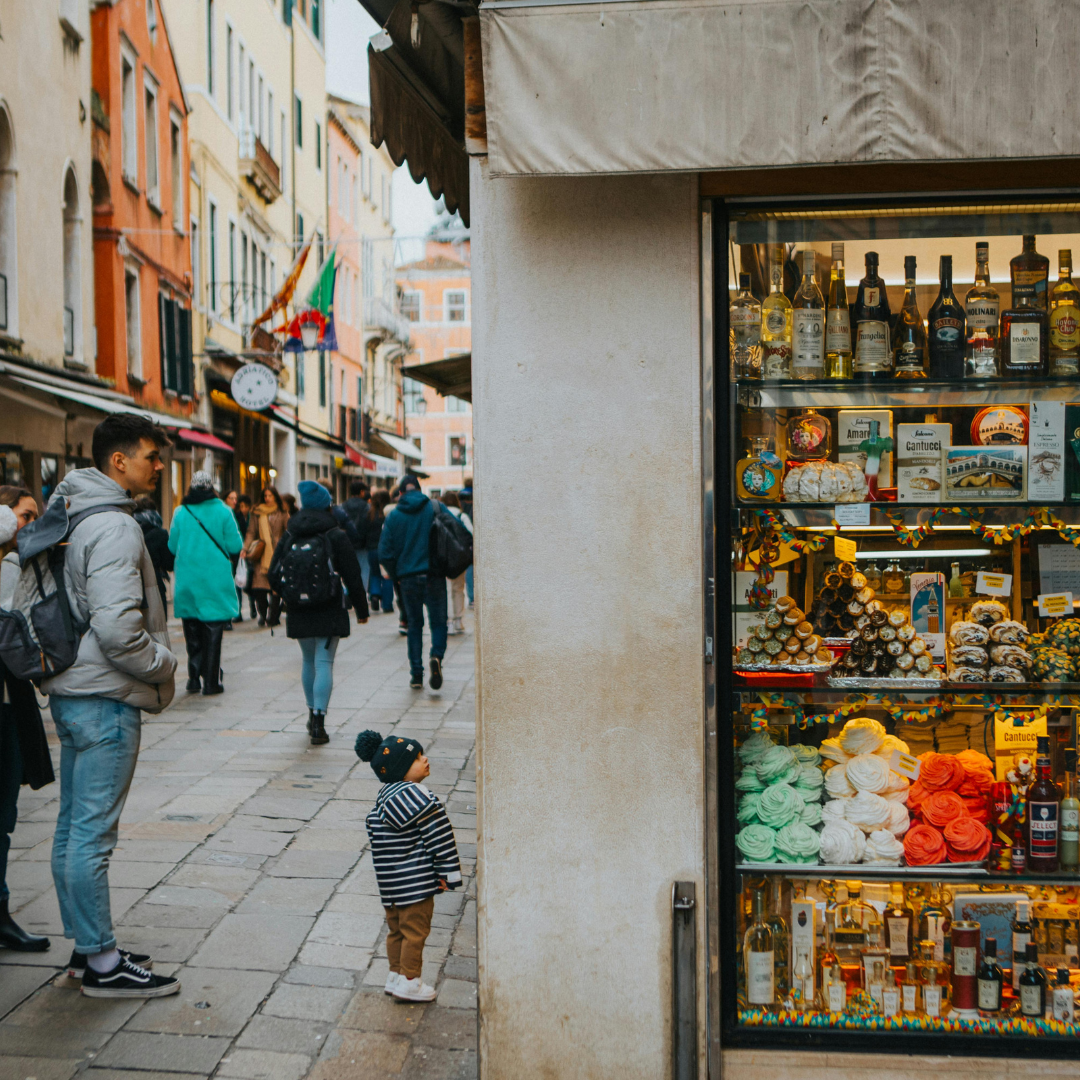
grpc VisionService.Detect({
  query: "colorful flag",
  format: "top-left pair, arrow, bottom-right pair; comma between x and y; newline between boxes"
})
252,236 -> 312,329
284,246 -> 338,353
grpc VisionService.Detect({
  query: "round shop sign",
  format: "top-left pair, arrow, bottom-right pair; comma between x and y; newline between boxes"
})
231,363 -> 278,411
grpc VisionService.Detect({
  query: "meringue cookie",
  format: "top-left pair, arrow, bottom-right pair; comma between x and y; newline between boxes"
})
883,785 -> 911,805
845,789 -> 893,833
838,716 -> 887,756
819,738 -> 851,765
824,763 -> 856,799
736,770 -> 766,792
755,745 -> 798,784
736,823 -> 778,863
799,801 -> 824,828
819,818 -> 866,864
793,764 -> 825,791
775,822 -> 822,863
822,799 -> 849,822
757,783 -> 806,829
845,753 -> 891,794
737,793 -> 762,824
792,745 -> 822,767
738,731 -> 777,764
863,828 -> 905,865
883,770 -> 910,794
886,801 -> 910,837
770,762 -> 802,788
875,734 -> 911,759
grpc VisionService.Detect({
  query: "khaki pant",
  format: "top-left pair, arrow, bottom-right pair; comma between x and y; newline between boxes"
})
449,572 -> 466,631
385,896 -> 434,980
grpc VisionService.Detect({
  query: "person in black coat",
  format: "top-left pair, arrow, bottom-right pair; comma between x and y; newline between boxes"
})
268,481 -> 368,746
134,497 -> 174,612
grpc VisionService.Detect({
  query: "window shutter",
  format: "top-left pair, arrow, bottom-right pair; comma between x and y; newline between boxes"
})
162,296 -> 178,392
158,293 -> 167,387
179,306 -> 193,397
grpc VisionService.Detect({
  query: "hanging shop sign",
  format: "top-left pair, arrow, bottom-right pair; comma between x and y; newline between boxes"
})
231,364 -> 279,411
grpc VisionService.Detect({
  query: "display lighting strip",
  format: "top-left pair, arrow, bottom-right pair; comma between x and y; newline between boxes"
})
737,202 -> 1080,223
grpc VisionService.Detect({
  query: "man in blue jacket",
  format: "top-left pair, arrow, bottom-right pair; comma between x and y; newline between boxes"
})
378,475 -> 446,690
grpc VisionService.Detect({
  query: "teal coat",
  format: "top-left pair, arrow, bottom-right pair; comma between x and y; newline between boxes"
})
168,496 -> 245,622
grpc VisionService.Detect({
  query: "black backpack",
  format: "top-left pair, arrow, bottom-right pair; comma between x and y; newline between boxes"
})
429,506 -> 473,579
269,531 -> 342,608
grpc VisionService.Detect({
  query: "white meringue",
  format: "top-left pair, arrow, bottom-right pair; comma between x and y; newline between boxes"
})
863,828 -> 905,864
824,763 -> 856,799
838,716 -> 887,756
822,799 -> 849,822
885,801 -> 910,837
883,770 -> 910,794
819,738 -> 851,765
875,734 -> 911,760
882,785 -> 911,805
819,818 -> 866,864
845,753 -> 891,794
844,789 -> 893,833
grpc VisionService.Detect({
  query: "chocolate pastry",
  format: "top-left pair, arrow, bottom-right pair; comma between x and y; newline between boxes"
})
829,599 -> 847,617
879,653 -> 896,672
839,583 -> 855,601
838,562 -> 855,579
820,587 -> 838,605
839,613 -> 855,630
842,652 -> 860,670
860,654 -> 878,674
851,638 -> 868,656
824,572 -> 842,589
870,610 -> 888,627
872,641 -> 888,657
860,626 -> 879,642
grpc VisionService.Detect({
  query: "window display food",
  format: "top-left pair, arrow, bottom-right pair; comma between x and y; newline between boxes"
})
735,596 -> 836,671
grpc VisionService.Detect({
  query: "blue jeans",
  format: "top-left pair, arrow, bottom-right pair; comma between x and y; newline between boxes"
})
466,565 -> 474,604
356,549 -> 371,594
399,574 -> 448,678
369,552 -> 394,612
298,636 -> 340,712
0,705 -> 23,903
50,696 -> 141,954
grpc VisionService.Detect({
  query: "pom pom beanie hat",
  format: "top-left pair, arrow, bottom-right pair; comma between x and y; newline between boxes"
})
356,729 -> 423,783
298,479 -> 333,510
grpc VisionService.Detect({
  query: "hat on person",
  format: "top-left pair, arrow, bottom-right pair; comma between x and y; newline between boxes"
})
397,474 -> 422,496
190,470 -> 215,491
298,479 -> 333,510
355,729 -> 424,783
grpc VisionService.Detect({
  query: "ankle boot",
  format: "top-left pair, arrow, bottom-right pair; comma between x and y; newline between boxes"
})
309,712 -> 329,745
182,619 -> 203,692
0,899 -> 50,952
307,709 -> 317,736
201,623 -> 226,695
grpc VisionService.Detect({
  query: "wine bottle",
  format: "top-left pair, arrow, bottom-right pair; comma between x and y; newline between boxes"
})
825,242 -> 853,379
1049,250 -> 1080,377
1018,942 -> 1047,1018
730,273 -> 762,379
1012,898 -> 1033,992
743,888 -> 775,1006
792,250 -> 825,380
1027,734 -> 1061,873
928,255 -> 966,379
965,241 -> 1000,377
893,256 -> 928,378
761,250 -> 792,380
1060,748 -> 1080,871
852,251 -> 892,379
1011,234 -> 1050,311
883,882 -> 914,963
977,936 -> 1003,1016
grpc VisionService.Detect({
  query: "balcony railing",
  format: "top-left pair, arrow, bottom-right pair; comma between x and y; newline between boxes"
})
63,305 -> 74,357
239,126 -> 281,204
363,295 -> 411,346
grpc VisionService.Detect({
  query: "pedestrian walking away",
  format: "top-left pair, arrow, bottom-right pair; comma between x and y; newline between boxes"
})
243,486 -> 288,627
133,496 -> 173,613
168,472 -> 244,695
379,475 -> 453,690
440,491 -> 473,635
226,491 -> 251,622
0,487 -> 54,954
340,480 -> 372,594
355,729 -> 462,1003
367,489 -> 395,615
32,414 -> 179,998
268,480 -> 368,745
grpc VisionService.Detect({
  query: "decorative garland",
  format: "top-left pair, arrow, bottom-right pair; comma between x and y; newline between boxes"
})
738,1007 -> 1080,1038
880,505 -> 1080,549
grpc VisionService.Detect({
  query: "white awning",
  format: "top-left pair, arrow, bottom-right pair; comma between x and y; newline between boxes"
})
480,0 -> 1080,177
375,430 -> 424,461
9,375 -> 189,430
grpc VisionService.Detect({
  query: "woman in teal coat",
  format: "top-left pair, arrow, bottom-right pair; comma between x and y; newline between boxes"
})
168,472 -> 244,695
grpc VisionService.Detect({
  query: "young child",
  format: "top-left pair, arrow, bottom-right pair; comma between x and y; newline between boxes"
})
356,729 -> 462,1003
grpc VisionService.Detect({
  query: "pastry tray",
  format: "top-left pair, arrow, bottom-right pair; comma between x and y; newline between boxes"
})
735,662 -> 835,674
827,675 -> 943,689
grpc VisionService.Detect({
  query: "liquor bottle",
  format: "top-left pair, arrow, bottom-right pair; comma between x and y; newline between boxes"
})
1011,813 -> 1028,874
892,256 -> 928,378
882,560 -> 905,597
861,924 -> 890,1006
1012,898 -> 1033,992
817,888 -> 841,998
917,939 -> 949,1018
883,882 -> 914,963
1052,968 -> 1074,1023
965,241 -> 1000,377
785,408 -> 831,462
1027,734 -> 1061,872
1060,748 -> 1080,871
1049,250 -> 1080,377
827,963 -> 846,1012
977,936 -> 1003,1016
902,961 -> 921,1014
792,948 -> 814,1012
825,242 -> 853,379
731,273 -> 763,379
852,251 -> 892,378
1018,942 -> 1047,1018
792,250 -> 825,380
766,878 -> 789,999
918,883 -> 951,962
864,561 -> 883,593
743,888 -> 775,1007
881,968 -> 901,1017
928,255 -> 966,379
949,562 -> 963,598
736,436 -> 783,502
1011,234 -> 1050,311
833,881 -> 876,977
761,250 -> 793,380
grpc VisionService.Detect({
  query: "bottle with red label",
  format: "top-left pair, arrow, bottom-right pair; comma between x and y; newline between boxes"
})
1026,735 -> 1060,873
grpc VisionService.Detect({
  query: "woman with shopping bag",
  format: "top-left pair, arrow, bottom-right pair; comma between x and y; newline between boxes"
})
243,486 -> 288,627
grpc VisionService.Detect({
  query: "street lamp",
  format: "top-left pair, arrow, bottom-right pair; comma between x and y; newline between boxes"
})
268,468 -> 277,479
300,318 -> 319,351
248,465 -> 258,476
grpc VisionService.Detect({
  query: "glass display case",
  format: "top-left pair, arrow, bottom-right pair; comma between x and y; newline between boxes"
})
717,196 -> 1080,1056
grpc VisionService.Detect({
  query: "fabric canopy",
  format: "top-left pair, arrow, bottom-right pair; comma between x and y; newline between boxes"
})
175,428 -> 234,453
374,429 -> 424,461
480,0 -> 1080,177
9,375 -> 189,430
403,353 -> 471,403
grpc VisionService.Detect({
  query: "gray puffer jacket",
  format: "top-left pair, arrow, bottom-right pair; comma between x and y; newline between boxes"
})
41,469 -> 176,711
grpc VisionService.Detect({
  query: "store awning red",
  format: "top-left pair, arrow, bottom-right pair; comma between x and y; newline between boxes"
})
345,445 -> 377,471
175,428 -> 234,453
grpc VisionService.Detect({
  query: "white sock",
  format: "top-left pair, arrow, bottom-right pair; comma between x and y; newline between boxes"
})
87,948 -> 121,973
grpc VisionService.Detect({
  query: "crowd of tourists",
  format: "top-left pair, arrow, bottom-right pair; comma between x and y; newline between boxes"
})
0,412 -> 470,1004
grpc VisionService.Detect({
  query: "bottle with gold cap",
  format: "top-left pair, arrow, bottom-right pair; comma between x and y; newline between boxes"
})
1050,249 -> 1080,376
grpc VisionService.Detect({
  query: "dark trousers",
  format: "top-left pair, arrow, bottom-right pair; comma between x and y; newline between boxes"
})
399,574 -> 448,678
181,619 -> 228,693
368,551 -> 394,613
250,589 -> 281,627
0,706 -> 22,903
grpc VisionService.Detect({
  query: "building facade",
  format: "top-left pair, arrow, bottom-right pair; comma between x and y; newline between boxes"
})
399,222 -> 472,494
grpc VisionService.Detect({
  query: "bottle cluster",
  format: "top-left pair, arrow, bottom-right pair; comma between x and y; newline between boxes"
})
730,237 -> 1080,381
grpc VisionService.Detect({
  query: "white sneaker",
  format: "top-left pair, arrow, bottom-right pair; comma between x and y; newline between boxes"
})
392,976 -> 437,1003
384,971 -> 402,996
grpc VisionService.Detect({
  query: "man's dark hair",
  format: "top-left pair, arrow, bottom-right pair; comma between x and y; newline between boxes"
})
238,494 -> 252,508
92,413 -> 170,472
349,480 -> 369,497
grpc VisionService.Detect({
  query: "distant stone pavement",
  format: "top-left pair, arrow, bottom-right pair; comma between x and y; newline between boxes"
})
0,608 -> 477,1080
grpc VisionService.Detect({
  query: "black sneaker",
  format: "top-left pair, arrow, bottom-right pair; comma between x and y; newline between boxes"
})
67,948 -> 152,980
81,955 -> 179,998
429,657 -> 443,690
410,675 -> 424,690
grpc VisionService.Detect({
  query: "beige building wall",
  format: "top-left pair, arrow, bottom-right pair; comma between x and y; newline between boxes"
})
0,0 -> 94,372
471,161 -> 706,1078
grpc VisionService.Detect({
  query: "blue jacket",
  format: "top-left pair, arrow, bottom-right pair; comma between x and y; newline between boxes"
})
168,494 -> 245,622
378,490 -> 434,580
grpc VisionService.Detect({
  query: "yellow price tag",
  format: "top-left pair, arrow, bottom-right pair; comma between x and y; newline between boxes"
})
890,750 -> 921,780
1038,591 -> 1073,617
834,536 -> 857,562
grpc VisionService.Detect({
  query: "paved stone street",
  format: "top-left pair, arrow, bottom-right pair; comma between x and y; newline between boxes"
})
0,607 -> 478,1080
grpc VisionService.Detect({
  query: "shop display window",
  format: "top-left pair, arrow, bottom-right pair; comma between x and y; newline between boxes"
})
718,197 -> 1080,1055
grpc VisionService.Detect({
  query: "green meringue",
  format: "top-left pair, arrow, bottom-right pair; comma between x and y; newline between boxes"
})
737,792 -> 762,825
735,770 -> 766,792
774,821 -> 822,863
757,782 -> 806,829
755,745 -> 797,784
792,745 -> 822,766
735,823 -> 777,863
737,731 -> 776,764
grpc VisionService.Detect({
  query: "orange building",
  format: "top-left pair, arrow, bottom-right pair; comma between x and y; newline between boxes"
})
399,220 -> 472,494
91,0 -> 192,414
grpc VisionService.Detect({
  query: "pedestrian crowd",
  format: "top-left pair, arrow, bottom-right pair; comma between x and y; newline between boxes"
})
0,412 -> 471,1006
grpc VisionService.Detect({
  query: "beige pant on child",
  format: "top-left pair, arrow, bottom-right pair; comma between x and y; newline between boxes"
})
385,896 -> 435,980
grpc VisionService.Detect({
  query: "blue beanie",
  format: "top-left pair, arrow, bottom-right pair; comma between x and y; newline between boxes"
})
298,480 -> 332,510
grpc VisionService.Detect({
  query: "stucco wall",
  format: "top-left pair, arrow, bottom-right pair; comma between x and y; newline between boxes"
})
471,161 -> 705,1078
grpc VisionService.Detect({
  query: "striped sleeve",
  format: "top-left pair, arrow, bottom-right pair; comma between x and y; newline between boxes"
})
416,800 -> 462,884
379,783 -> 436,831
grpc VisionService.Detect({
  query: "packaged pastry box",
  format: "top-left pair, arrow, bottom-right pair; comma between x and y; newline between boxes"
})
838,408 -> 893,487
897,422 -> 951,503
942,446 -> 1028,502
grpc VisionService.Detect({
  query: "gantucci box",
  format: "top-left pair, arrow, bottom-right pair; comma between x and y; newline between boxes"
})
838,409 -> 893,488
897,422 -> 951,502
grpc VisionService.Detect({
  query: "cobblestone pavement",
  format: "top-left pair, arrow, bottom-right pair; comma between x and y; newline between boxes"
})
0,607 -> 478,1080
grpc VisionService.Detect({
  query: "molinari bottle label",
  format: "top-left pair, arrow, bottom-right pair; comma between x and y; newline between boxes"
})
746,951 -> 774,1004
854,322 -> 890,372
826,309 -> 850,351
1030,801 -> 1059,858
966,299 -> 1000,329
1010,323 -> 1042,366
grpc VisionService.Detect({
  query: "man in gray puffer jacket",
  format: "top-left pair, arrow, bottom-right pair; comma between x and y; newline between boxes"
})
42,414 -> 180,999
